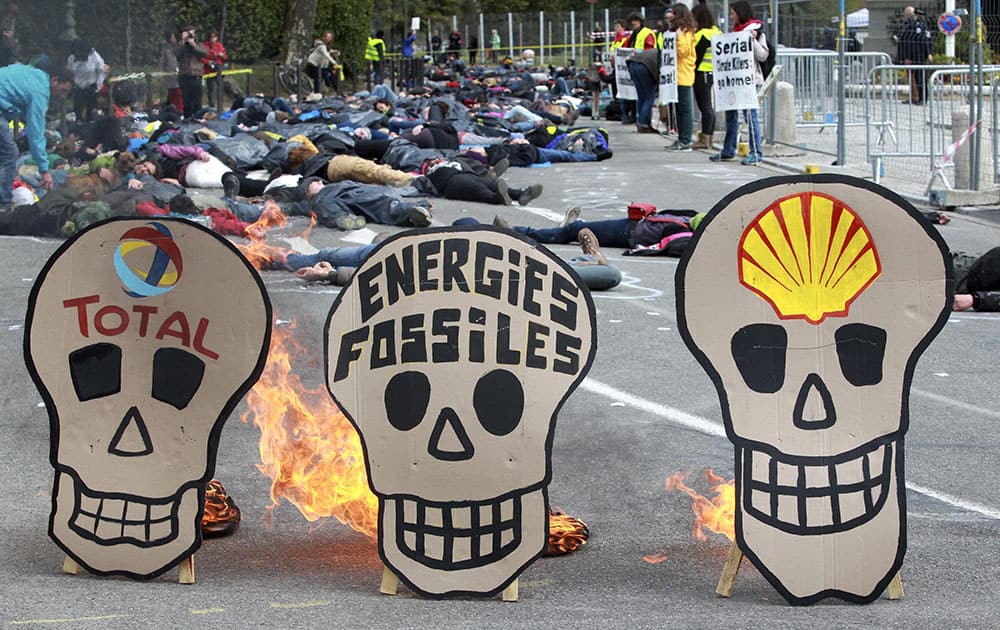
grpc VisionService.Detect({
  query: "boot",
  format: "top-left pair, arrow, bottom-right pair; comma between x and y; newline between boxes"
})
691,132 -> 712,150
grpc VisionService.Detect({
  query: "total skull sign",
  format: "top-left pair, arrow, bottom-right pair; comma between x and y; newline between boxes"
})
676,176 -> 951,605
326,226 -> 596,597
25,219 -> 271,580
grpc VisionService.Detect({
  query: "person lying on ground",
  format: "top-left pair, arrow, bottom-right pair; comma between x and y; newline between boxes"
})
952,247 -> 1000,312
491,204 -> 703,256
422,156 -> 542,206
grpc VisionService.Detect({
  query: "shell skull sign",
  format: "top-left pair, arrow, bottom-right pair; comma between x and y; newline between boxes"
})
676,176 -> 951,605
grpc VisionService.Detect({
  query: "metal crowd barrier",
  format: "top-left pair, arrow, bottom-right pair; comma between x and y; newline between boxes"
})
108,68 -> 254,113
865,64 -> 1000,190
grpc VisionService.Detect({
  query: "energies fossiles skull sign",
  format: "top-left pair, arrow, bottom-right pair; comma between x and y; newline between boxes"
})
676,176 -> 951,605
25,219 -> 271,580
326,226 -> 596,597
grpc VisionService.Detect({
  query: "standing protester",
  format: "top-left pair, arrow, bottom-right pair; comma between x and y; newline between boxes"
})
622,12 -> 657,126
175,26 -> 209,119
202,31 -> 228,110
490,29 -> 501,62
447,29 -> 463,54
665,3 -> 697,151
402,29 -> 417,58
894,6 -> 933,105
469,35 -> 479,65
365,30 -> 385,86
158,31 -> 182,112
0,64 -> 73,207
709,0 -> 768,166
691,3 -> 722,150
66,40 -> 107,122
306,31 -> 337,95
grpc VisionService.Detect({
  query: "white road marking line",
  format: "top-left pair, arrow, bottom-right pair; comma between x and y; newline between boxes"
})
579,377 -> 1000,520
911,388 -> 1000,420
511,205 -> 566,223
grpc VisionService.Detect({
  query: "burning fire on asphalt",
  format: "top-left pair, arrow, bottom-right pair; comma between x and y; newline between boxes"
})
665,469 -> 736,542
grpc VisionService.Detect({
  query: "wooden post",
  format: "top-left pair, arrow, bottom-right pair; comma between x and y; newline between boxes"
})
380,565 -> 399,595
887,571 -> 904,600
715,542 -> 744,597
178,554 -> 195,584
62,555 -> 80,575
501,578 -> 519,602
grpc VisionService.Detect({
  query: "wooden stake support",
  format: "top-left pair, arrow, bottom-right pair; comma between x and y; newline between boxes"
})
178,554 -> 195,584
887,571 -> 904,600
501,578 -> 519,602
715,542 -> 744,597
714,542 -> 905,601
62,555 -> 80,575
380,565 -> 399,595
379,565 -> 519,601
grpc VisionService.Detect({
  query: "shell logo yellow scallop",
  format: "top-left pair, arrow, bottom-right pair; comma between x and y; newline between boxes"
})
738,192 -> 882,324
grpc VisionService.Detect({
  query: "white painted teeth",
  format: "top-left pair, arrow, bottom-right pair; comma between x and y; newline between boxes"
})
71,483 -> 176,544
396,495 -> 522,568
745,442 -> 893,534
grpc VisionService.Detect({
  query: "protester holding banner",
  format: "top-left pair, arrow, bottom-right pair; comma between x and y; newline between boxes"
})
665,4 -> 696,151
691,3 -> 722,150
622,12 -> 658,126
709,0 -> 768,165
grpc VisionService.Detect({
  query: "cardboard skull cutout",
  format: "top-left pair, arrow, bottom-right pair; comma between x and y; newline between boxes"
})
676,176 -> 950,605
325,227 -> 596,597
25,219 -> 271,579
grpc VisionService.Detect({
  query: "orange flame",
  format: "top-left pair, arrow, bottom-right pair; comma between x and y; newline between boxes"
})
201,479 -> 242,535
546,508 -> 589,555
665,469 -> 736,542
234,200 -> 318,270
240,322 -> 379,538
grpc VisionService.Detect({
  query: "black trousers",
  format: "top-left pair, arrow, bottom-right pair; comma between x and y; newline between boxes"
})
694,71 -> 715,135
957,247 -> 1000,293
179,74 -> 202,119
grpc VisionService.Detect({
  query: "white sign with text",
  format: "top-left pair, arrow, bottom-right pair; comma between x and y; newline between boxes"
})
659,32 -> 678,104
614,47 -> 637,101
712,31 -> 758,111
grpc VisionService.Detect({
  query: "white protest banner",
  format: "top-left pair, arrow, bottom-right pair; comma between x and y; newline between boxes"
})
712,31 -> 758,111
614,47 -> 637,101
659,32 -> 678,105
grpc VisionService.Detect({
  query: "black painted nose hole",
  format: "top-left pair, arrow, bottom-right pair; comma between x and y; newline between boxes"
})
793,373 -> 837,430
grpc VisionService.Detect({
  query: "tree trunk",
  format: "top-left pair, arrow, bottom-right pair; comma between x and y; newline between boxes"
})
281,0 -> 318,65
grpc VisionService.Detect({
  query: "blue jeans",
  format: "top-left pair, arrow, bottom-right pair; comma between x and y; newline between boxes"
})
721,108 -> 762,158
626,61 -> 656,128
515,219 -> 632,249
0,116 -> 16,205
285,244 -> 377,270
371,84 -> 398,103
536,148 -> 598,163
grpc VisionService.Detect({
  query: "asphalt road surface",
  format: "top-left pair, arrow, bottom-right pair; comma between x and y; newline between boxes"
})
2,124 -> 998,628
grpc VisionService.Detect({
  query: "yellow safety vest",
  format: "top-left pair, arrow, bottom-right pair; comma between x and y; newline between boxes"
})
629,26 -> 657,50
694,26 -> 723,72
365,37 -> 384,61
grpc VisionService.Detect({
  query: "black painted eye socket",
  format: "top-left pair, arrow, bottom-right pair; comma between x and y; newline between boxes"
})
152,348 -> 205,410
474,369 -> 524,436
384,371 -> 431,431
835,323 -> 887,386
731,324 -> 788,394
69,343 -> 122,401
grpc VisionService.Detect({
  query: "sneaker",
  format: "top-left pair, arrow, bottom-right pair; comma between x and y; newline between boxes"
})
666,140 -> 692,152
709,153 -> 736,162
636,125 -> 658,134
221,172 -> 240,199
577,228 -> 609,266
741,154 -> 761,166
496,178 -> 513,206
409,205 -> 432,227
518,184 -> 543,206
492,214 -> 513,230
561,205 -> 582,227
492,157 -> 510,177
334,214 -> 367,230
